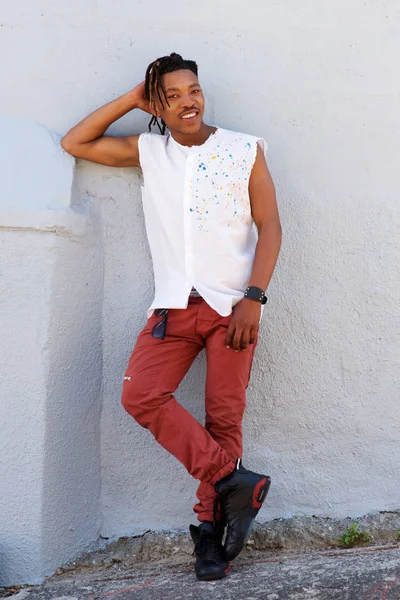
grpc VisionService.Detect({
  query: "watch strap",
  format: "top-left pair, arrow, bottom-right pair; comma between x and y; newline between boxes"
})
244,286 -> 268,305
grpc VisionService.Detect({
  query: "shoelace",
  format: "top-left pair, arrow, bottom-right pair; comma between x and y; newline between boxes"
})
194,531 -> 225,561
213,496 -> 226,540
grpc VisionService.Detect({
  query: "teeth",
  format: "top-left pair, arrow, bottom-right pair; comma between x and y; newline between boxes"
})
181,112 -> 196,119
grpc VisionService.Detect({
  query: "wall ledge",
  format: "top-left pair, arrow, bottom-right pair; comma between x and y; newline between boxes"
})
0,209 -> 89,238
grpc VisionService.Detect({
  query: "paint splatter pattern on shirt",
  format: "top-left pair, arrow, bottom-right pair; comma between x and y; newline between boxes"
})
189,137 -> 256,232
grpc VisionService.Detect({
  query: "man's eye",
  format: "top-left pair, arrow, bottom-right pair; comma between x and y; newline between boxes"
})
168,94 -> 178,99
192,89 -> 201,93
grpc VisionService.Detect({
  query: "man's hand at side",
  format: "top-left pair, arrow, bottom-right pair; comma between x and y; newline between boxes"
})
225,299 -> 261,352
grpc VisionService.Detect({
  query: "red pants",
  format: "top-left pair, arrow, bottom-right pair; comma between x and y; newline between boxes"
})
121,297 -> 257,522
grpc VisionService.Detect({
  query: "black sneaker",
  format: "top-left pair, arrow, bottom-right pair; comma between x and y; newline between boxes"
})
189,522 -> 231,581
214,459 -> 271,560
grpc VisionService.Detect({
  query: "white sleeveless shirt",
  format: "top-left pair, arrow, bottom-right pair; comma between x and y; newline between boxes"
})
138,127 -> 267,317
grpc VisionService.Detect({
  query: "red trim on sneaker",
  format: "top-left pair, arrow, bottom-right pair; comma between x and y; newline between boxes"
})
224,563 -> 231,575
252,477 -> 267,509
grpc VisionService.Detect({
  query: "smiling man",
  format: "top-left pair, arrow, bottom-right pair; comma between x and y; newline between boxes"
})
61,52 -> 281,581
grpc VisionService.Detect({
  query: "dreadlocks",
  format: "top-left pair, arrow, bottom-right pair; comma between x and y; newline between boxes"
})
144,52 -> 198,135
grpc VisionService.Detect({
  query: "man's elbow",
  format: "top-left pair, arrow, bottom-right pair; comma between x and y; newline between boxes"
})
276,218 -> 282,241
260,216 -> 282,239
60,135 -> 77,156
271,219 -> 282,250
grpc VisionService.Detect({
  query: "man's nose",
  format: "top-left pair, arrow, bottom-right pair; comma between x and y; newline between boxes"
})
180,92 -> 195,107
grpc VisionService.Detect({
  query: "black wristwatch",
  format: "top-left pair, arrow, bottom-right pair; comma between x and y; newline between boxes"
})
244,286 -> 268,305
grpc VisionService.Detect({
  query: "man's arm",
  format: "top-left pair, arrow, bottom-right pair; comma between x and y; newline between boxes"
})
225,143 -> 282,351
246,143 -> 282,292
60,81 -> 151,168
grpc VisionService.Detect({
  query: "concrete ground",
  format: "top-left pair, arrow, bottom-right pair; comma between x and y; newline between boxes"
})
4,544 -> 400,600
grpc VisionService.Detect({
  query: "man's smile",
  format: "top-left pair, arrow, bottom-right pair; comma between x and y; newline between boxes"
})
180,110 -> 199,120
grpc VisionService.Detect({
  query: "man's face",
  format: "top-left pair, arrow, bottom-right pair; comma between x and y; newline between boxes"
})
155,69 -> 205,134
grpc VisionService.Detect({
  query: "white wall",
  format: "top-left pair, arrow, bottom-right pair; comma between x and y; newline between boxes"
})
0,0 -> 399,583
0,119 -> 103,585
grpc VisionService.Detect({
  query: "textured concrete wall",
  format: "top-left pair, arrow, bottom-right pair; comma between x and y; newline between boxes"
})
94,2 -> 399,534
0,119 -> 103,585
0,0 -> 399,582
